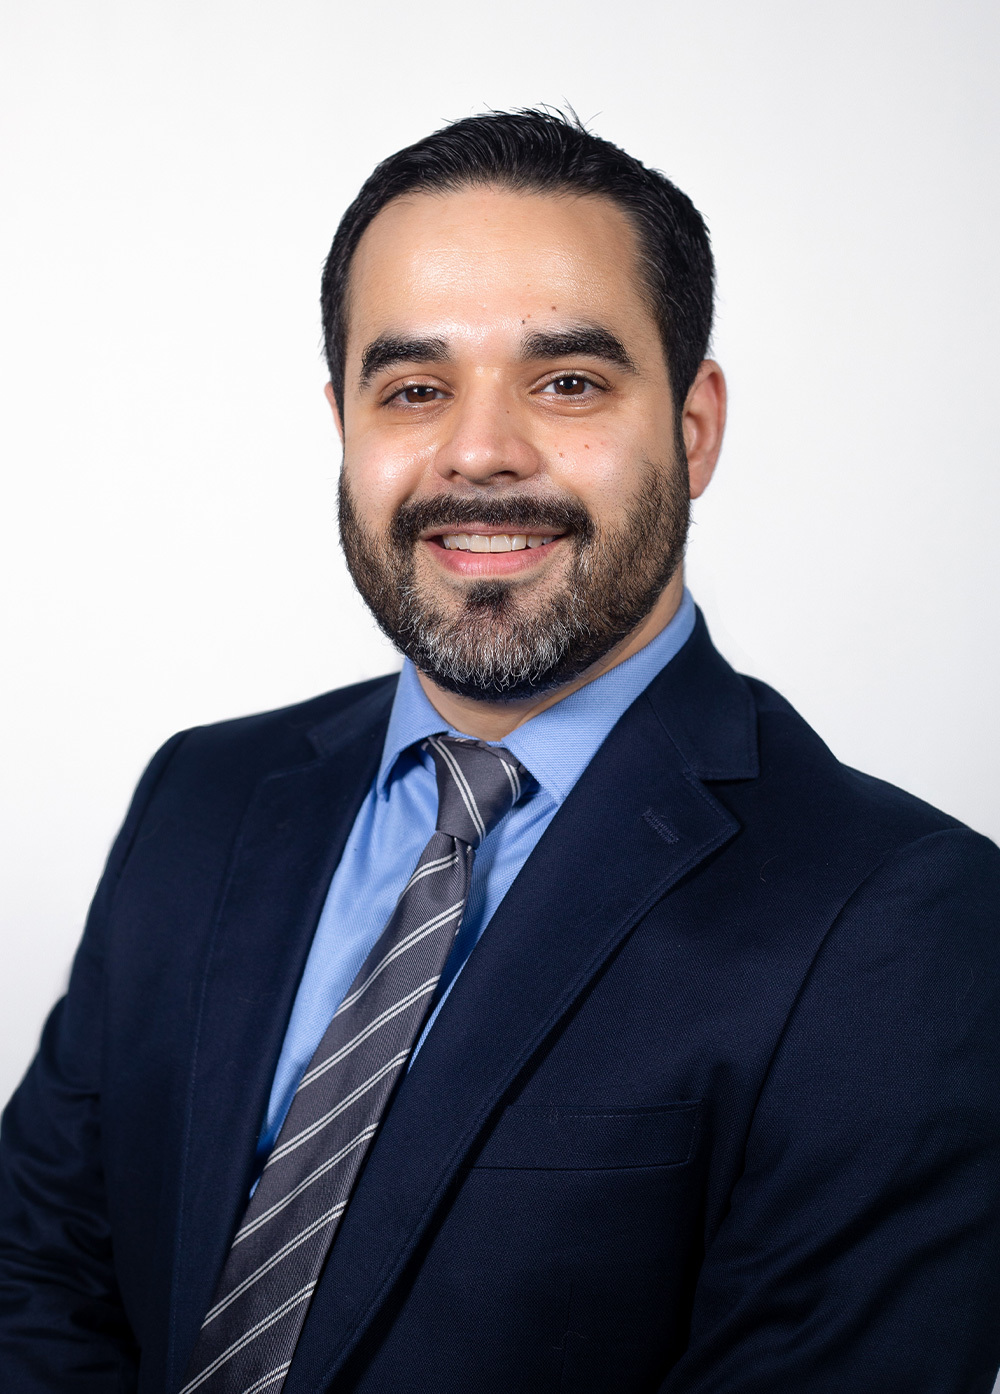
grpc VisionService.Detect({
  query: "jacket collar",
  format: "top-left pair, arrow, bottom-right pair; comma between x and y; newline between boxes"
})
642,608 -> 759,782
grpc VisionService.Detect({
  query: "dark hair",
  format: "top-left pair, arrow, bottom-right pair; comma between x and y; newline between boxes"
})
320,108 -> 714,416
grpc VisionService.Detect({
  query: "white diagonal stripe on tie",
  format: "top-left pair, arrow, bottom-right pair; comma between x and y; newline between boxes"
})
331,902 -> 465,1019
204,1203 -> 346,1325
500,755 -> 521,804
428,736 -> 486,843
233,1125 -> 378,1245
434,737 -> 487,842
240,1364 -> 291,1394
264,1051 -> 412,1168
403,851 -> 461,892
179,1284 -> 316,1394
299,975 -> 448,1089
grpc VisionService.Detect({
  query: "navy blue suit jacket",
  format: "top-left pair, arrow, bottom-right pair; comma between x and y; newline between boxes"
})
2,616 -> 999,1392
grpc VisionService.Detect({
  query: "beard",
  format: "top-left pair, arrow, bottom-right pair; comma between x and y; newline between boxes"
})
338,449 -> 690,703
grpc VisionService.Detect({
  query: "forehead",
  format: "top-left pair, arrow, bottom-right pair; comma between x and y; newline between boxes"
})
345,185 -> 656,348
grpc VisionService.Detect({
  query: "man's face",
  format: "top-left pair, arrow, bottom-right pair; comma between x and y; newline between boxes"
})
334,185 -> 693,701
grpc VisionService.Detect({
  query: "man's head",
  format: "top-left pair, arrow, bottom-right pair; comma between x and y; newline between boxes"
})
321,110 -> 726,709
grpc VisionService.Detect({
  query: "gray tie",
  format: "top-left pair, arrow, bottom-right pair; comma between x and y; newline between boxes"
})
180,736 -> 527,1394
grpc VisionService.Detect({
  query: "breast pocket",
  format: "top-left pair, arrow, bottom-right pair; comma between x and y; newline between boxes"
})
472,1100 -> 701,1171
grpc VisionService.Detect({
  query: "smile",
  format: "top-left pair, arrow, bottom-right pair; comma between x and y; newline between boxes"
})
424,529 -> 567,577
440,533 -> 558,552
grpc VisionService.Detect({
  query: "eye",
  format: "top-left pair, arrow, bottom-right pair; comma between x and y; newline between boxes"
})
539,374 -> 599,398
386,383 -> 447,406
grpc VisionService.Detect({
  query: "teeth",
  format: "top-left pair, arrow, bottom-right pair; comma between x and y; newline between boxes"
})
442,533 -> 555,552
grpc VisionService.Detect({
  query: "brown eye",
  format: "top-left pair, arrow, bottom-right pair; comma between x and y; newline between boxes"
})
552,375 -> 588,395
401,384 -> 440,403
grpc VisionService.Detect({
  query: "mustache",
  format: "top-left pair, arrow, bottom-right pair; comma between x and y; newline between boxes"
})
389,494 -> 595,548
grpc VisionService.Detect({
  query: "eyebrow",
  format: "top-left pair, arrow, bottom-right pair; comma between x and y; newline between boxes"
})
520,325 -> 637,373
358,334 -> 451,389
357,322 -> 637,391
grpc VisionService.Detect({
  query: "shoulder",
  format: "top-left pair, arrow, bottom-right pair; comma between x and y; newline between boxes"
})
744,672 -> 968,836
692,672 -> 1000,1116
730,672 -> 1000,923
749,688 -> 1000,1103
128,673 -> 399,820
173,671 -> 398,759
647,613 -> 991,871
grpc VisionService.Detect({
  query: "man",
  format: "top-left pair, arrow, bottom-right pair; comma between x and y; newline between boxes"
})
1,108 -> 998,1394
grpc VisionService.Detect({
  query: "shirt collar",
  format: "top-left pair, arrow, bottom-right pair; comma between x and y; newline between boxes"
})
376,588 -> 697,805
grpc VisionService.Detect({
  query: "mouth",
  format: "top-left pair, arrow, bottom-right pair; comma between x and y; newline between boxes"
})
438,530 -> 560,553
423,527 -> 566,576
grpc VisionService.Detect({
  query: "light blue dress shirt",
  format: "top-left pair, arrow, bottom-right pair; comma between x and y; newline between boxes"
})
256,589 -> 697,1166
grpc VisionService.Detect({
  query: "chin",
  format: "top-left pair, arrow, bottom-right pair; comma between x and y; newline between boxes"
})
414,664 -> 573,705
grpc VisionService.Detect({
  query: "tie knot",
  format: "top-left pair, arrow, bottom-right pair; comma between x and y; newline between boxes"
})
425,735 -> 526,847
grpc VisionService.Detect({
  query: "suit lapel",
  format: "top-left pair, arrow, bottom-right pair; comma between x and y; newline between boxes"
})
288,625 -> 756,1391
166,684 -> 394,1390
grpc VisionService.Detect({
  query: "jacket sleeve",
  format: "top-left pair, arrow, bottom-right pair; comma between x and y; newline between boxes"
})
0,732 -> 188,1392
661,826 -> 1000,1394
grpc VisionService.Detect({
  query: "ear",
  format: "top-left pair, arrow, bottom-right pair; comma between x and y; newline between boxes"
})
682,360 -> 727,500
324,382 -> 345,444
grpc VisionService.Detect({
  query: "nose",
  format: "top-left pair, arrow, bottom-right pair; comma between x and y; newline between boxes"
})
432,383 -> 542,488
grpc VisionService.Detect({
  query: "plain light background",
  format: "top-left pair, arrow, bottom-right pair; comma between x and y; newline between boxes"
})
2,0 -> 998,1134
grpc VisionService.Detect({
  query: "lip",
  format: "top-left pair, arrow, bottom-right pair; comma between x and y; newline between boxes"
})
421,528 -> 567,577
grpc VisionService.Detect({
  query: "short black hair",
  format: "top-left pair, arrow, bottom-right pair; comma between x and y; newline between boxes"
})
320,108 -> 715,417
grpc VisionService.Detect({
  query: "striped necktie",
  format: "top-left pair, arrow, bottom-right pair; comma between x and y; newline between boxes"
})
180,736 -> 527,1394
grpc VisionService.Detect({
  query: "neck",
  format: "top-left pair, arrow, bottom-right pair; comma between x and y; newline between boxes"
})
415,571 -> 685,741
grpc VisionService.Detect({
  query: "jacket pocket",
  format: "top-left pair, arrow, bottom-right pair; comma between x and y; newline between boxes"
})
472,1100 -> 700,1171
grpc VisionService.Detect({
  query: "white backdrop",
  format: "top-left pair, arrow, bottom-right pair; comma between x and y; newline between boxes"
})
1,0 -> 998,1122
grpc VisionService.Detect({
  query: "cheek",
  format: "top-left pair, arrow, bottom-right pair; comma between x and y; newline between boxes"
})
343,430 -> 433,525
545,430 -> 653,525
